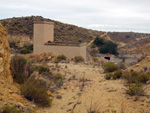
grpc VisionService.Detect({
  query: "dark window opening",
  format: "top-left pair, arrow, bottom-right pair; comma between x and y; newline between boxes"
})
104,56 -> 110,60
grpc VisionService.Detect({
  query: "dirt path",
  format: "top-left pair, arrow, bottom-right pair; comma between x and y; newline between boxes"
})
36,63 -> 150,113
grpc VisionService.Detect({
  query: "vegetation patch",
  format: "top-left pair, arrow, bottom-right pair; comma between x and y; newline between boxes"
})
74,56 -> 84,63
57,54 -> 67,62
34,65 -> 51,74
93,36 -> 118,55
2,105 -> 20,113
20,77 -> 52,107
126,83 -> 145,96
19,48 -> 31,54
103,62 -> 118,72
105,73 -> 112,80
112,69 -> 122,79
10,55 -> 34,84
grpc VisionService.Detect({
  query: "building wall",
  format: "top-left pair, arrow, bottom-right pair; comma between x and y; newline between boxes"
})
34,44 -> 87,60
33,21 -> 87,61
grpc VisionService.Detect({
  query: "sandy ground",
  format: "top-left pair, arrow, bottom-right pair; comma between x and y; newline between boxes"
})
36,63 -> 150,113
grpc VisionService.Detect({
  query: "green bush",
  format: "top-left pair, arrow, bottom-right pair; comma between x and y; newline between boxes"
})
91,44 -> 96,48
20,77 -> 52,107
93,36 -> 118,55
57,54 -> 67,62
127,83 -> 145,96
103,62 -> 118,72
105,73 -> 112,80
19,48 -> 30,54
74,56 -> 84,63
10,55 -> 34,84
99,41 -> 118,55
138,73 -> 149,83
112,70 -> 122,79
93,36 -> 105,46
34,65 -> 51,74
2,105 -> 19,113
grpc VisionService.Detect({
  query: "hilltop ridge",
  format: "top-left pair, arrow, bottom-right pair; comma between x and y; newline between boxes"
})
1,16 -> 150,55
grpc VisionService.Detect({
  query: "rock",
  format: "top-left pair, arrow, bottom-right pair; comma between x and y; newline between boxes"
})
77,101 -> 82,104
60,91 -> 65,94
47,91 -> 54,97
48,56 -> 51,60
16,102 -> 25,108
67,109 -> 72,112
77,92 -> 82,96
8,89 -> 14,94
63,86 -> 67,89
68,102 -> 74,105
56,95 -> 62,99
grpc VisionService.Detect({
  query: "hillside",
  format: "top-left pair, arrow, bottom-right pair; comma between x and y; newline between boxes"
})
1,16 -> 150,56
0,16 -> 104,43
107,32 -> 150,55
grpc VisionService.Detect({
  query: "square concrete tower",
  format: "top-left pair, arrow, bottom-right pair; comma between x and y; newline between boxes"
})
33,21 -> 54,53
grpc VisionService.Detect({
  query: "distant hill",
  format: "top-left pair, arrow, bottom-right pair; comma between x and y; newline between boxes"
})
1,16 -> 150,56
0,16 -> 104,42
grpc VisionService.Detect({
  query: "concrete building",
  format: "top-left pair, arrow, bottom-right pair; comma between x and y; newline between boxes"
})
33,21 -> 87,60
97,53 -> 138,65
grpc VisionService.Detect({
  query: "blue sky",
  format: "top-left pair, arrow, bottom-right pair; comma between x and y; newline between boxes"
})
1,0 -> 150,33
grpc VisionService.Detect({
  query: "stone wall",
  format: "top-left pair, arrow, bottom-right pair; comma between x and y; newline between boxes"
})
0,23 -> 12,83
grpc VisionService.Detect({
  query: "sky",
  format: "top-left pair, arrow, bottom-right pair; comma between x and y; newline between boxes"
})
0,0 -> 150,33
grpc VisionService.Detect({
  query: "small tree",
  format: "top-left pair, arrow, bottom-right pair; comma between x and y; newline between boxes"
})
99,41 -> 118,55
93,36 -> 105,46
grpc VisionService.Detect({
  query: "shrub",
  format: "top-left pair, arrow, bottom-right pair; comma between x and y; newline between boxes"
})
57,54 -> 67,62
10,55 -> 34,84
93,36 -> 105,46
105,73 -> 112,80
138,73 -> 149,83
74,56 -> 84,63
122,71 -> 149,84
103,62 -> 118,72
127,83 -> 145,96
19,48 -> 30,54
91,44 -> 96,48
118,62 -> 126,69
55,74 -> 63,87
92,57 -> 98,62
20,77 -> 52,107
34,65 -> 51,74
112,70 -> 122,79
25,44 -> 33,51
99,41 -> 118,55
2,105 -> 19,113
